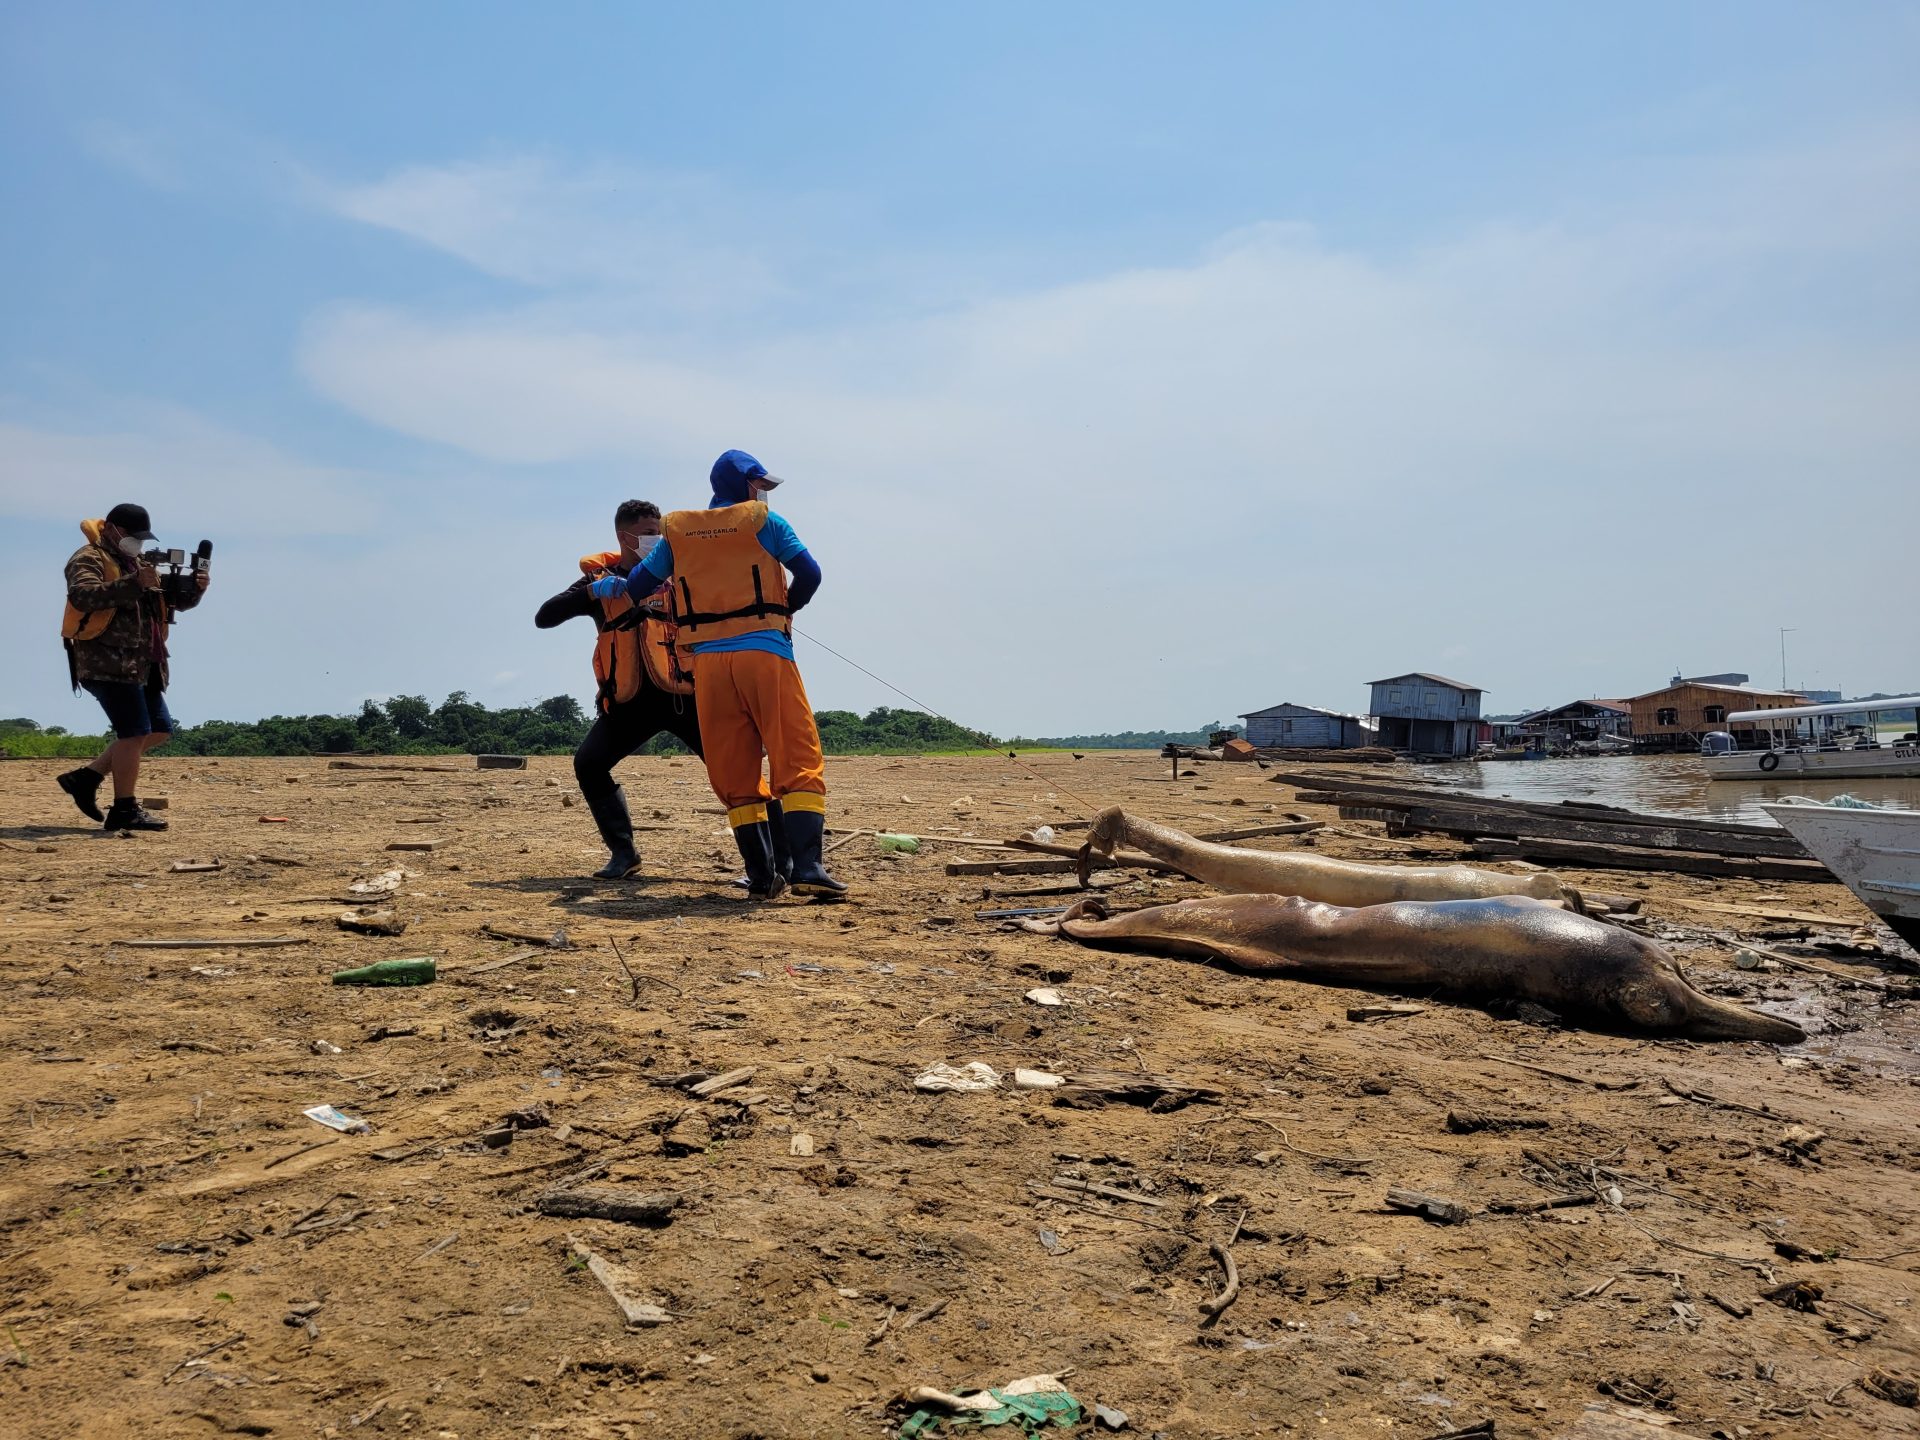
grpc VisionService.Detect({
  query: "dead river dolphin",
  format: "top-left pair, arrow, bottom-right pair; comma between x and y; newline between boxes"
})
1027,893 -> 1804,1042
1079,807 -> 1585,911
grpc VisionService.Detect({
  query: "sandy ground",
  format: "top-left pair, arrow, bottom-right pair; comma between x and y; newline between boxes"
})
1,752 -> 1916,1440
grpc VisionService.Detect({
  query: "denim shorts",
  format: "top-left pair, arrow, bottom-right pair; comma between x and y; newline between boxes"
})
82,678 -> 177,740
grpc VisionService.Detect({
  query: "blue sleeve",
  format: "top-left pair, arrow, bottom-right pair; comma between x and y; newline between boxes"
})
757,512 -> 807,564
785,548 -> 821,612
635,537 -> 674,587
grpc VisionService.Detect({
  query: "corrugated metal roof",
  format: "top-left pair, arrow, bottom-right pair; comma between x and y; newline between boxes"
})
1239,702 -> 1364,721
1367,672 -> 1483,692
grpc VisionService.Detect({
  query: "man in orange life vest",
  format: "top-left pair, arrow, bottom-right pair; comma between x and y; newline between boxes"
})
590,451 -> 843,899
535,499 -> 714,879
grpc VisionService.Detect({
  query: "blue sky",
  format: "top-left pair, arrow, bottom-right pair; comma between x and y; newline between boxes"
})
3,3 -> 1916,734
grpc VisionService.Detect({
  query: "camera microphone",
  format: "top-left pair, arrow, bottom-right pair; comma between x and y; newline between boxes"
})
194,539 -> 213,575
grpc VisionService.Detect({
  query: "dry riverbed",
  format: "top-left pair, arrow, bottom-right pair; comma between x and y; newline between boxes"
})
1,753 -> 1916,1439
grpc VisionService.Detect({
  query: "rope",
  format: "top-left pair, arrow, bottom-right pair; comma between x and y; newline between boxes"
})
792,624 -> 1102,813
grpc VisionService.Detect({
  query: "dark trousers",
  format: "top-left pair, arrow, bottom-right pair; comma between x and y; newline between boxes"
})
574,686 -> 704,805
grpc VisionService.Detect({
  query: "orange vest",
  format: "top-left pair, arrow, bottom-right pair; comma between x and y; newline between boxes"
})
580,552 -> 693,711
661,501 -> 791,647
61,518 -> 147,644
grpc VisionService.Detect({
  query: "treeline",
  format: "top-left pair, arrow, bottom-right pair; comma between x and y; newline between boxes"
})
1006,722 -> 1241,750
2,698 -> 997,759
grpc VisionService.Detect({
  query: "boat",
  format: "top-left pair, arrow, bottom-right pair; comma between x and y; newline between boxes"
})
1764,798 -> 1920,946
1703,694 -> 1920,781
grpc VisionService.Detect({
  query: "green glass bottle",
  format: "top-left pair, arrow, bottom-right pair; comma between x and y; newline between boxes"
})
331,956 -> 437,986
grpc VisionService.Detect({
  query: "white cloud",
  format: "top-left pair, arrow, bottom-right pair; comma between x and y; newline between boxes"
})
314,155 -> 792,311
0,404 -> 387,538
293,127 -> 1920,732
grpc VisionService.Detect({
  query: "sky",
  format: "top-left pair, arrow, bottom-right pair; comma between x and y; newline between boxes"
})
2,3 -> 1917,737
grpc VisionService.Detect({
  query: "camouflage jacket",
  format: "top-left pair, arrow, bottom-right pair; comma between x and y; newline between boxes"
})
63,539 -> 201,688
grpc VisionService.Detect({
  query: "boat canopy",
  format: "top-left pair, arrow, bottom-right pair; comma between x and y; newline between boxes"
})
1728,694 -> 1920,724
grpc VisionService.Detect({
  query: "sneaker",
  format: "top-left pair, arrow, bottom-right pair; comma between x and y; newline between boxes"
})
102,798 -> 168,833
57,767 -> 106,822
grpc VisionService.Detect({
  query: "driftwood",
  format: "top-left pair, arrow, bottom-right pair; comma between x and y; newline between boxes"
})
1488,1192 -> 1594,1214
1348,1003 -> 1426,1023
328,759 -> 463,773
118,936 -> 309,950
565,1235 -> 674,1326
1199,1241 -> 1241,1324
535,1186 -> 680,1226
1193,821 -> 1325,842
1385,1188 -> 1470,1224
1046,1175 -> 1168,1208
1049,1070 -> 1223,1111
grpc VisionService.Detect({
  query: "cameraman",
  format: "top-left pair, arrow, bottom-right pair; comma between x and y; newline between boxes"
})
56,504 -> 208,833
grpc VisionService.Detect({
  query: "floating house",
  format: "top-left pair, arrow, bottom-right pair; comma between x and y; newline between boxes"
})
1368,673 -> 1483,757
1238,702 -> 1374,750
1626,680 -> 1801,752
1522,699 -> 1632,745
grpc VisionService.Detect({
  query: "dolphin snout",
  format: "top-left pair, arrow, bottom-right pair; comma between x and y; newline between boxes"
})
1683,993 -> 1806,1044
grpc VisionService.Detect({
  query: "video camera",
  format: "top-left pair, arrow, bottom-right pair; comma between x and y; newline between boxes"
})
140,539 -> 213,616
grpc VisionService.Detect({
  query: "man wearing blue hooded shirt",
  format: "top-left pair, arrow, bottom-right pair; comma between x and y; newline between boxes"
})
590,450 -> 843,899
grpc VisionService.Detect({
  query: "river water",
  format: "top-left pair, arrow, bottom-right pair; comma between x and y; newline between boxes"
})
1401,754 -> 1920,826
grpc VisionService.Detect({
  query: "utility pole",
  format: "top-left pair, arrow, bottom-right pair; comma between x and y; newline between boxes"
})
1779,627 -> 1796,691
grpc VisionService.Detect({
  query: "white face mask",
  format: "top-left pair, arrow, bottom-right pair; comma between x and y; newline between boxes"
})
115,534 -> 144,558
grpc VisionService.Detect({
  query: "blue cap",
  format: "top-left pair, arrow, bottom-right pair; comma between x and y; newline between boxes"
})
710,449 -> 783,505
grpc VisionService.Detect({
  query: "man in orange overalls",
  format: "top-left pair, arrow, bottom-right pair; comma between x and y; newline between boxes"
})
590,450 -> 843,900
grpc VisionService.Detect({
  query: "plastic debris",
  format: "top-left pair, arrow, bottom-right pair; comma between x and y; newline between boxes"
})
900,1374 -> 1082,1437
303,1104 -> 370,1134
331,956 -> 437,986
1024,988 -> 1065,1007
347,868 -> 409,895
876,833 -> 922,854
914,1062 -> 1001,1093
1093,1403 -> 1130,1431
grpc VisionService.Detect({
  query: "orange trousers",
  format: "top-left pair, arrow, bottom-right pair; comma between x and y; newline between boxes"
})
691,648 -> 828,826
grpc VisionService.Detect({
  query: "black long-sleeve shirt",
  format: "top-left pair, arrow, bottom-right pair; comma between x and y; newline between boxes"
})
534,574 -> 603,630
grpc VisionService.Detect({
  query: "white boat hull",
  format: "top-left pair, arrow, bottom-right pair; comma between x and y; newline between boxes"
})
1706,741 -> 1920,781
1763,801 -> 1920,946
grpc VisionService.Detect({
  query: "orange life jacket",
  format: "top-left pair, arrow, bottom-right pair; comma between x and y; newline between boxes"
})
61,518 -> 135,644
661,501 -> 791,648
580,551 -> 693,711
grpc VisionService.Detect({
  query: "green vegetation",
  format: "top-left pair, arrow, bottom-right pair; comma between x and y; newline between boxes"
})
4,697 -> 997,759
1005,722 -> 1242,751
4,701 -> 1242,759
0,719 -> 103,759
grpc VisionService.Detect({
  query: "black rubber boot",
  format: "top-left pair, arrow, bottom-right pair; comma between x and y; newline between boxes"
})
102,797 -> 167,833
784,806 -> 847,897
767,799 -> 793,885
58,767 -> 106,822
733,820 -> 788,900
584,784 -> 641,879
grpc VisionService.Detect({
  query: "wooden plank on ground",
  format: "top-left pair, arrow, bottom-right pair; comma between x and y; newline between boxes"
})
1271,772 -> 1789,839
118,937 -> 311,950
1469,837 -> 1836,883
1392,804 -> 1807,859
328,760 -> 464,773
1662,897 -> 1863,927
947,858 -> 1080,877
1194,820 -> 1325,842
